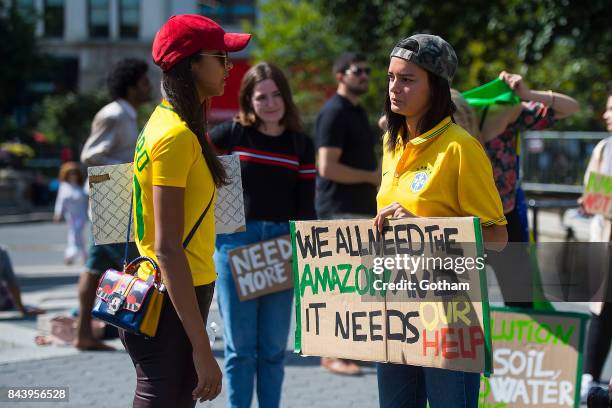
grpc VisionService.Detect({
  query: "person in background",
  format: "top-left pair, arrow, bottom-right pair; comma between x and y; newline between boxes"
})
469,71 -> 578,243
315,51 -> 380,376
210,62 -> 315,408
586,384 -> 611,408
77,58 -> 151,350
579,86 -> 612,400
0,245 -> 44,317
53,162 -> 88,265
452,74 -> 579,308
375,33 -> 507,408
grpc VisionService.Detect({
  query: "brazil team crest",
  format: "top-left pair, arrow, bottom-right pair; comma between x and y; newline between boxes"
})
411,171 -> 429,192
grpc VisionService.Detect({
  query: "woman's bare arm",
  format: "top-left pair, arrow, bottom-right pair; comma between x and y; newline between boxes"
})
153,185 -> 220,401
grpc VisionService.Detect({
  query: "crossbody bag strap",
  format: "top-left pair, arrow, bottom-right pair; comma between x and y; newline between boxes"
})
123,184 -> 214,268
123,196 -> 134,267
478,105 -> 489,132
182,188 -> 215,249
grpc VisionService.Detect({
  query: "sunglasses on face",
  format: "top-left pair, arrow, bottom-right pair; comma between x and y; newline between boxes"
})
198,52 -> 231,68
345,66 -> 371,76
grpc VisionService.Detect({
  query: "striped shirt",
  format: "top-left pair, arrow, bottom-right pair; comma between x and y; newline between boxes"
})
210,121 -> 316,222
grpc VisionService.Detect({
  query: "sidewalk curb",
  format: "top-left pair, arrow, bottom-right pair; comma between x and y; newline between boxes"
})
0,212 -> 54,226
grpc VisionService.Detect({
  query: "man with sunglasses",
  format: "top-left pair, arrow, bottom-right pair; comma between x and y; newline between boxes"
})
315,52 -> 380,375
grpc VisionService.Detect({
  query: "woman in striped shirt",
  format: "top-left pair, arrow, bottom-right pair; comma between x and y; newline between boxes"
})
209,62 -> 315,408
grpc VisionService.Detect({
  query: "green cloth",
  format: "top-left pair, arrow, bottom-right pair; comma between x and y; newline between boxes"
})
462,78 -> 521,107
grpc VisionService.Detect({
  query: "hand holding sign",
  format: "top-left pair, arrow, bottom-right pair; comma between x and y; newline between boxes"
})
373,201 -> 417,232
291,217 -> 492,374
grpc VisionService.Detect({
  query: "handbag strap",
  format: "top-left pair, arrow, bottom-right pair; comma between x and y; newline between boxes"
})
123,186 -> 215,266
124,256 -> 161,283
124,197 -> 134,266
183,188 -> 215,249
478,105 -> 489,131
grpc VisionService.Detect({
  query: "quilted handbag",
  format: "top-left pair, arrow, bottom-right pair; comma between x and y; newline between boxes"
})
92,256 -> 165,337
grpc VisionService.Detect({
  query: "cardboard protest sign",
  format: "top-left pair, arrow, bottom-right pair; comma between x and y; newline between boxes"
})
479,307 -> 589,408
583,171 -> 612,218
229,235 -> 293,301
88,155 -> 245,245
291,217 -> 493,374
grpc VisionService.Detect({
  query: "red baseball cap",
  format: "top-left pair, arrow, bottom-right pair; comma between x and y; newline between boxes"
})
152,14 -> 251,72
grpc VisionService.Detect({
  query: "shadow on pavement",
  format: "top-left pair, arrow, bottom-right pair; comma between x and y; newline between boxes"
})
16,275 -> 79,292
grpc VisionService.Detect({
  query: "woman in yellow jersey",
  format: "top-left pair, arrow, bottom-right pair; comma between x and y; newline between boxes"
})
374,35 -> 508,408
120,15 -> 250,407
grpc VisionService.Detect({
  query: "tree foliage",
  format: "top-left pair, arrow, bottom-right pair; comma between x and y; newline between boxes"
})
250,0 -> 611,131
33,91 -> 109,150
243,0 -> 350,128
0,2 -> 39,116
32,92 -> 154,154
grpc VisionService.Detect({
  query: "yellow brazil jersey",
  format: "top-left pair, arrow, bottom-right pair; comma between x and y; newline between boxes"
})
133,102 -> 216,286
377,116 -> 506,227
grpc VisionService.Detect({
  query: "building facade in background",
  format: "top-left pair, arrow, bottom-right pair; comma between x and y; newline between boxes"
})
15,0 -> 254,120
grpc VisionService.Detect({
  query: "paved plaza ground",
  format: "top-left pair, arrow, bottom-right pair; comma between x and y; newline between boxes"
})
0,219 -> 610,407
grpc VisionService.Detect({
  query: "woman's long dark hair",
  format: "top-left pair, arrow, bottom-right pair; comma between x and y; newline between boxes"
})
383,65 -> 456,153
161,54 -> 228,186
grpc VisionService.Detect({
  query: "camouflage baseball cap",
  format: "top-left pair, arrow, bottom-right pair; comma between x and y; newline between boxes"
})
390,34 -> 458,82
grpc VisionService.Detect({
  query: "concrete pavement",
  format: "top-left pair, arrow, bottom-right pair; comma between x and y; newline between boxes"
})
1,220 -> 610,407
0,222 -> 379,407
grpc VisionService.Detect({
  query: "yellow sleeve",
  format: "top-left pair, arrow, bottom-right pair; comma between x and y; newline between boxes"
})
380,132 -> 393,176
456,137 -> 507,226
377,132 -> 398,211
151,128 -> 197,187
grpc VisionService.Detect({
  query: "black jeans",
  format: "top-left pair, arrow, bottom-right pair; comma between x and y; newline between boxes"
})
488,206 -> 534,309
120,283 -> 215,408
584,302 -> 612,381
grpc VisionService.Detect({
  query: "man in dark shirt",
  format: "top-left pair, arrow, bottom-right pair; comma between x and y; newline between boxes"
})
316,52 -> 379,219
315,52 -> 380,375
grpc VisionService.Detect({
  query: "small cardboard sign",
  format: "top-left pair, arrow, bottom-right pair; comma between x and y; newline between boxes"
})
583,171 -> 612,218
291,217 -> 492,374
88,155 -> 246,245
228,235 -> 293,301
479,307 -> 589,408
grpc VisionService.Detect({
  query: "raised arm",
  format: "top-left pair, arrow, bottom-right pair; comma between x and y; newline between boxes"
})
499,71 -> 579,120
479,71 -> 580,143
